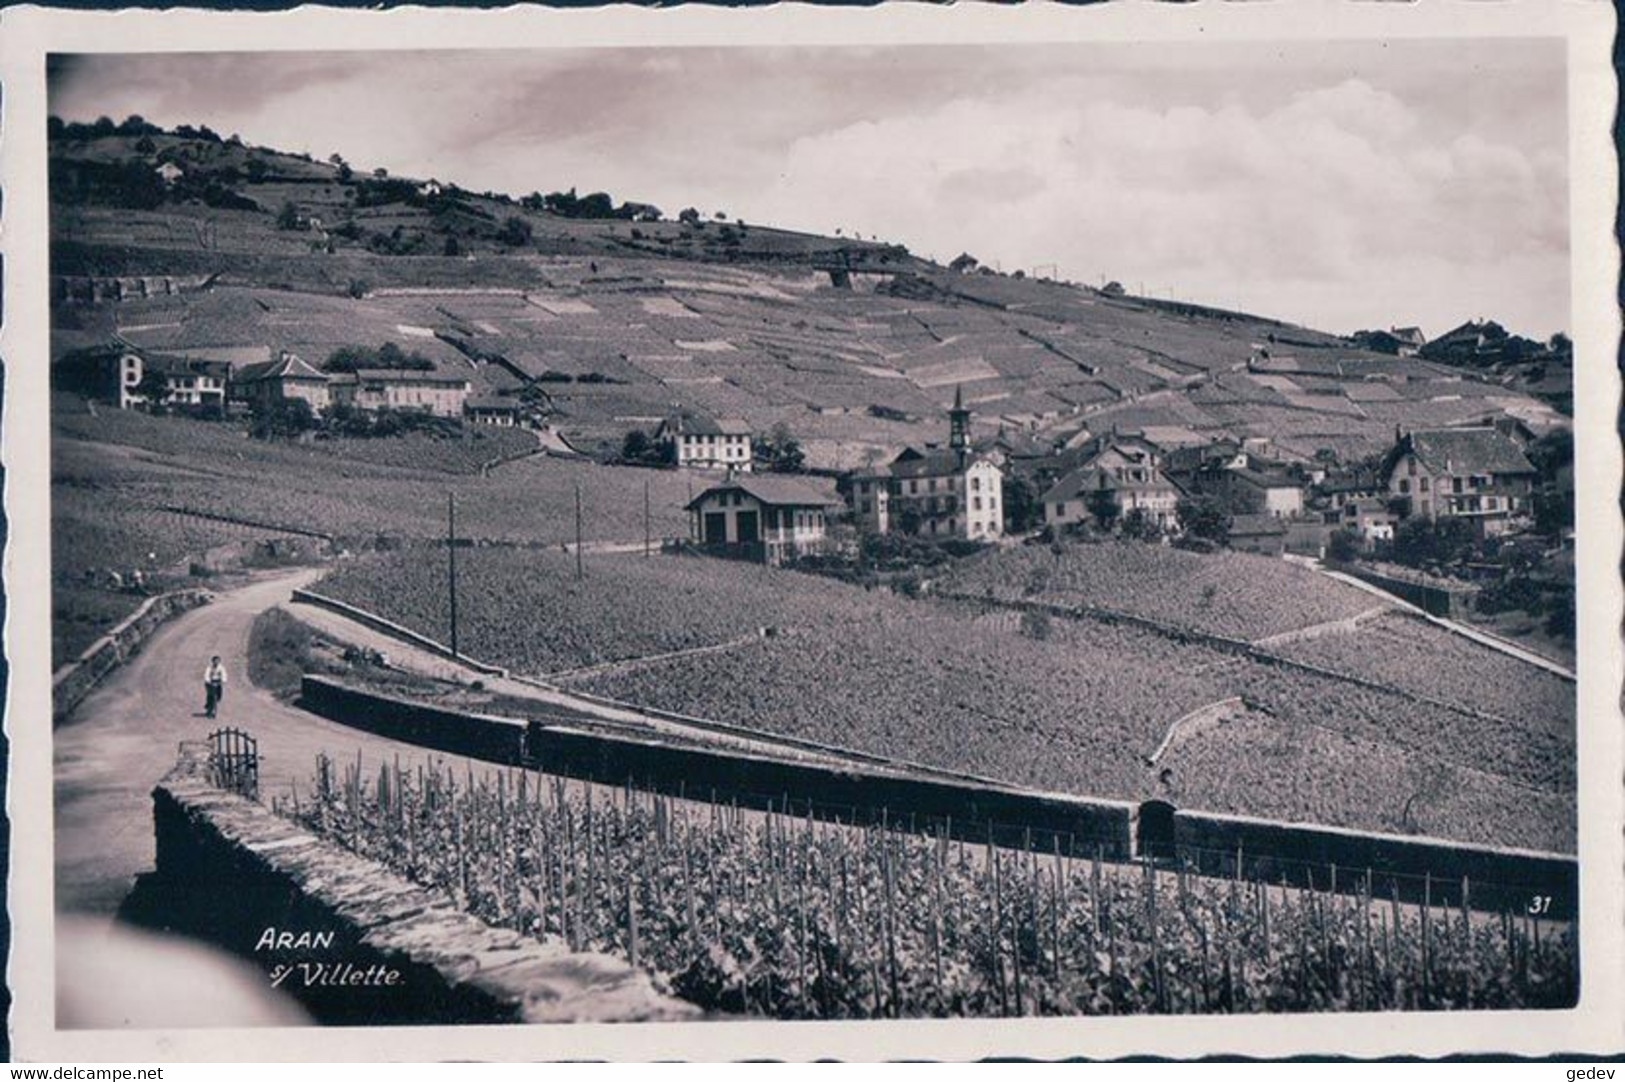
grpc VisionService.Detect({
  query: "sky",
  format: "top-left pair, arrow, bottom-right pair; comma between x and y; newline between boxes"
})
50,41 -> 1570,338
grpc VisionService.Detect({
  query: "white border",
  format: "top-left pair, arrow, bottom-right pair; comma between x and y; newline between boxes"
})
3,0 -> 1620,1062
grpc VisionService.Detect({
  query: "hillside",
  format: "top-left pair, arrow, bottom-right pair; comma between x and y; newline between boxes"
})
49,124 -> 1568,469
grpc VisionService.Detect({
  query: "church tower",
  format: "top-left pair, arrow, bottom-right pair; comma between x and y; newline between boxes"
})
949,384 -> 971,454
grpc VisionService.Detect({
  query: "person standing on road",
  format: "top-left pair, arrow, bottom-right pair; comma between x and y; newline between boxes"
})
203,655 -> 227,719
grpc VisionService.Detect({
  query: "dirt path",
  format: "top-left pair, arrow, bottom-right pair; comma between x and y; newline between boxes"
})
52,567 -> 492,918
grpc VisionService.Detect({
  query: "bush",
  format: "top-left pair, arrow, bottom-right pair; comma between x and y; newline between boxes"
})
1326,528 -> 1362,564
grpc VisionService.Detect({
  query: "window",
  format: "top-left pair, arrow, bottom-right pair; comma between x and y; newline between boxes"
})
1419,477 -> 1429,493
972,497 -> 982,511
1055,503 -> 1065,518
1407,458 -> 1416,476
929,479 -> 938,492
860,500 -> 871,514
1452,477 -> 1464,494
1398,479 -> 1410,494
972,477 -> 981,492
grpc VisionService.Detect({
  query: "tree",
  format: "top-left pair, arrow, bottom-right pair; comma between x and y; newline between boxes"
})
134,368 -> 170,410
1326,528 -> 1362,563
1086,487 -> 1119,531
245,156 -> 269,182
1001,475 -> 1041,534
621,428 -> 657,464
1390,516 -> 1477,568
678,207 -> 700,225
442,234 -> 462,257
1120,507 -> 1160,541
753,422 -> 806,473
499,216 -> 533,247
249,398 -> 316,440
276,201 -> 302,230
1177,493 -> 1232,544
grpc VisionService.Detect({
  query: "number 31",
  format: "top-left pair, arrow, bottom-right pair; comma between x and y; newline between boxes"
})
1528,895 -> 1552,915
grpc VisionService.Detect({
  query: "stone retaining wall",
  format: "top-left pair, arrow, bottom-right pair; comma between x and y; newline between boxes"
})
149,744 -> 698,1024
53,589 -> 214,724
1172,808 -> 1577,919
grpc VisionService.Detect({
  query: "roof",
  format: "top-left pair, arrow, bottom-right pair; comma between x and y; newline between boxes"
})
1230,467 -> 1302,491
143,353 -> 232,379
465,395 -> 520,411
887,447 -> 992,479
662,413 -> 752,437
350,368 -> 472,385
975,428 -> 1051,459
1389,427 -> 1536,478
1229,513 -> 1289,537
685,475 -> 839,511
1136,425 -> 1208,450
235,352 -> 328,384
1041,463 -> 1177,503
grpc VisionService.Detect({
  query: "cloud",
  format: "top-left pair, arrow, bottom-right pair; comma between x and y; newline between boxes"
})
48,44 -> 1568,336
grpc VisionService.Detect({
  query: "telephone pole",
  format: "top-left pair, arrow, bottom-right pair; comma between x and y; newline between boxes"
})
574,480 -> 584,580
644,478 -> 652,558
446,492 -> 459,659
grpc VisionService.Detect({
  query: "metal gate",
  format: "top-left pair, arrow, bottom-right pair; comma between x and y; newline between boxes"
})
208,727 -> 259,800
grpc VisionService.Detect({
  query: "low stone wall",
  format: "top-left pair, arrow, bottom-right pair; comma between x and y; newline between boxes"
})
53,589 -> 214,724
1172,808 -> 1577,919
148,745 -> 697,1024
1330,563 -> 1476,618
299,675 -> 1141,858
291,591 -> 508,677
298,675 -> 527,762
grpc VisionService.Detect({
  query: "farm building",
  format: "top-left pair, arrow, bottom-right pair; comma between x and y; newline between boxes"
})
685,476 -> 839,565
1228,514 -> 1290,556
842,387 -> 1005,541
1335,497 -> 1400,546
465,395 -> 522,427
1380,426 -> 1537,536
234,351 -> 333,414
54,341 -> 230,411
656,413 -> 754,472
329,368 -> 472,418
1040,445 -> 1181,533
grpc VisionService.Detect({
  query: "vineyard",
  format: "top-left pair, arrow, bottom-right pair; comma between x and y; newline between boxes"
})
274,755 -> 1579,1018
937,542 -> 1385,643
1268,612 -> 1575,737
313,549 -> 1574,851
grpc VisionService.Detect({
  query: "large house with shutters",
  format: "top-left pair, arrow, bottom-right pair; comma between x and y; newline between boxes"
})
1380,426 -> 1538,536
233,350 -> 333,414
686,475 -> 839,564
56,340 -> 232,412
840,387 -> 1004,540
328,368 -> 472,418
656,413 -> 754,472
1041,440 -> 1181,532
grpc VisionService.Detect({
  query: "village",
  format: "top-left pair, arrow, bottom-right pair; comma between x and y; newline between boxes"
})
54,317 -> 1576,642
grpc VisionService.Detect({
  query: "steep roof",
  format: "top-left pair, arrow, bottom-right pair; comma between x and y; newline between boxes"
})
662,413 -> 752,437
1391,427 -> 1536,478
142,353 -> 232,379
887,447 -> 992,479
1041,463 -> 1177,503
465,394 -> 520,411
235,352 -> 328,384
685,475 -> 839,510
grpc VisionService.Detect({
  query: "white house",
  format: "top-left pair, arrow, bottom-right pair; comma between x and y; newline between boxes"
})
657,413 -> 754,471
686,476 -> 839,564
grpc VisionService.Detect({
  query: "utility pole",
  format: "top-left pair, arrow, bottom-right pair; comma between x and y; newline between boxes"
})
644,478 -> 652,558
574,480 -> 584,580
447,492 -> 459,659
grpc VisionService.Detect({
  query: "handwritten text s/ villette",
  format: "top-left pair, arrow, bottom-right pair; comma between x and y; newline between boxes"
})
256,927 -> 404,988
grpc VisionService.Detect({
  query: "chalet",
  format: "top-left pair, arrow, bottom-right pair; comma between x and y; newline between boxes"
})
1353,327 -> 1425,357
841,387 -> 1004,541
686,476 -> 839,565
1381,426 -> 1537,536
55,341 -> 230,411
657,414 -> 754,472
948,253 -> 981,274
1317,470 -> 1385,516
465,395 -> 522,427
154,162 -> 185,187
329,368 -> 471,418
1166,451 -> 1305,519
234,351 -> 333,414
1041,446 -> 1181,533
973,426 -> 1053,472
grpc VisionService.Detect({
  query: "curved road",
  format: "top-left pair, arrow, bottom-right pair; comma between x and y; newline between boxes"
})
53,567 -> 485,918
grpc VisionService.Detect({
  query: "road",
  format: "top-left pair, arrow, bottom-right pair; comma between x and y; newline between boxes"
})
52,567 -> 490,918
